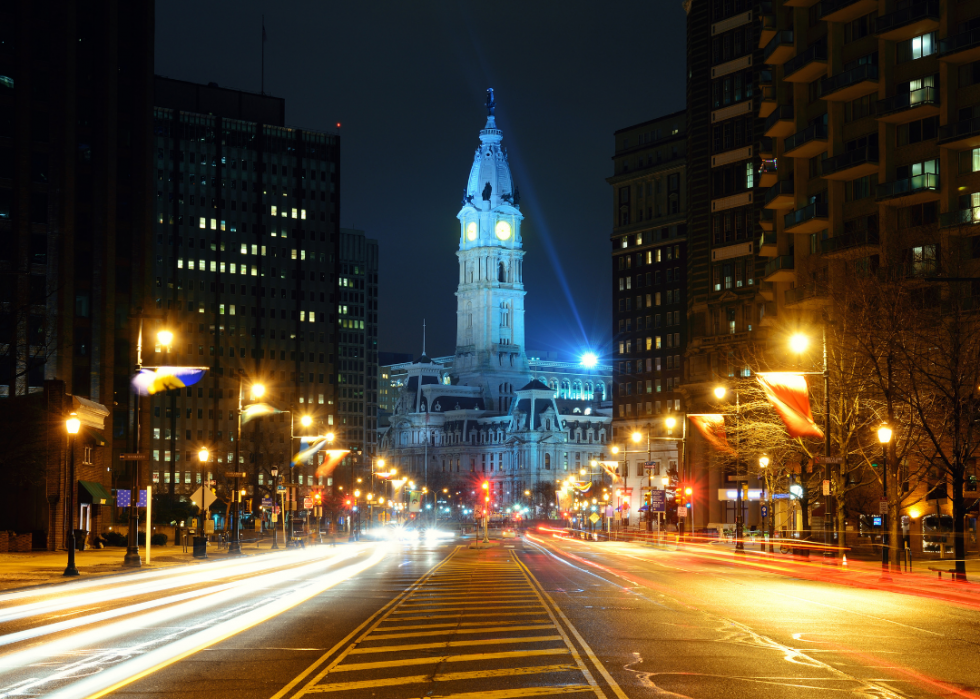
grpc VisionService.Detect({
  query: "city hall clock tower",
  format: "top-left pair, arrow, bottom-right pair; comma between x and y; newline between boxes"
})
453,90 -> 530,409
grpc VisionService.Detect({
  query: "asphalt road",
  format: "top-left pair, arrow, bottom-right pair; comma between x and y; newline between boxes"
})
0,532 -> 977,698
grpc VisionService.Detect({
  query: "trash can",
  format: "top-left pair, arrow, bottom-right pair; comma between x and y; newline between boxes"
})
192,536 -> 208,558
74,529 -> 87,551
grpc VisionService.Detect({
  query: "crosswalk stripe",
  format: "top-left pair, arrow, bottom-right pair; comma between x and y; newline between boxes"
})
366,624 -> 554,640
330,647 -> 572,673
348,634 -> 563,654
372,619 -> 551,632
305,665 -> 583,694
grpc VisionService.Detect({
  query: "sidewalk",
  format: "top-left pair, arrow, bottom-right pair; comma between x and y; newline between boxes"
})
0,537 -> 314,593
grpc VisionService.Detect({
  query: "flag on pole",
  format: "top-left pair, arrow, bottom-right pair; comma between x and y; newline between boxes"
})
688,414 -> 735,454
291,438 -> 329,467
241,402 -> 283,424
756,372 -> 824,439
131,367 -> 207,396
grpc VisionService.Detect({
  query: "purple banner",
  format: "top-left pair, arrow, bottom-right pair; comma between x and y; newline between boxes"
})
116,489 -> 148,507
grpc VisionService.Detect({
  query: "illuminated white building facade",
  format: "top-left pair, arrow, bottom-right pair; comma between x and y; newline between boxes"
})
379,93 -> 612,512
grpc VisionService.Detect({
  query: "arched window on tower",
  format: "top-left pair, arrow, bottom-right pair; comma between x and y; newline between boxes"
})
544,453 -> 551,470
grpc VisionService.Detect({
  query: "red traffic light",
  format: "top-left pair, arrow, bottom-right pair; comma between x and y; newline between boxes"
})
684,486 -> 693,496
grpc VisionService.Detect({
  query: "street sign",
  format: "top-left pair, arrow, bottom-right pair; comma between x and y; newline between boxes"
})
879,499 -> 889,514
649,489 -> 666,513
677,507 -> 687,518
303,497 -> 313,509
643,461 -> 660,474
589,513 -> 600,524
822,480 -> 831,496
225,472 -> 247,479
261,497 -> 273,507
761,504 -> 769,518
119,453 -> 148,461
277,485 -> 286,492
189,486 -> 217,509
816,456 -> 842,464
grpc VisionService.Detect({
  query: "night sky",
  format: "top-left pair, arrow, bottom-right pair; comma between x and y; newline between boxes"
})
155,1 -> 688,361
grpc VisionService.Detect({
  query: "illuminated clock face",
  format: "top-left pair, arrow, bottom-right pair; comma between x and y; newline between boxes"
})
495,220 -> 512,240
466,222 -> 478,241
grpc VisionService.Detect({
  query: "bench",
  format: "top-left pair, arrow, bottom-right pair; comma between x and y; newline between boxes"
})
928,566 -> 957,579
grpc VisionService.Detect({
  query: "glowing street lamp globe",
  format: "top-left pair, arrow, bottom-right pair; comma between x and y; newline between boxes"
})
713,386 -> 727,399
789,333 -> 810,354
580,352 -> 598,369
665,417 -> 677,430
157,330 -> 174,347
300,415 -> 313,428
251,383 -> 266,399
878,424 -> 893,444
631,432 -> 642,443
198,448 -> 209,463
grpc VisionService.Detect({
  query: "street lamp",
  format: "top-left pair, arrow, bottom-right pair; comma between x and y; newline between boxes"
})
271,466 -> 280,549
715,384 -> 745,552
64,414 -> 81,577
195,448 -> 215,559
878,423 -> 893,581
790,329 -> 834,560
125,323 -> 175,568
229,378 -> 265,555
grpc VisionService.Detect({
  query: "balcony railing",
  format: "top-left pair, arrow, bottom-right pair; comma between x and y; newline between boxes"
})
764,105 -> 794,133
875,0 -> 939,36
876,173 -> 939,199
784,202 -> 829,229
819,228 -> 880,254
821,146 -> 879,177
938,117 -> 980,145
785,284 -> 826,305
763,30 -> 794,61
760,208 -> 774,225
764,255 -> 794,278
759,70 -> 773,87
940,207 -> 980,229
760,137 -> 774,155
760,232 -> 777,248
784,122 -> 828,153
939,27 -> 980,57
877,87 -> 938,116
759,159 -> 778,176
819,64 -> 878,98
764,179 -> 795,206
819,0 -> 868,18
783,40 -> 827,78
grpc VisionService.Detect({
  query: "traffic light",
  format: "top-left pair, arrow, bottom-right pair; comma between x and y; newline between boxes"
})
482,481 -> 490,503
676,487 -> 685,508
314,491 -> 322,505
740,483 -> 749,501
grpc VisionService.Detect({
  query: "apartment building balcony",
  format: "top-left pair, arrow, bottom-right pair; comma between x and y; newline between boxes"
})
759,3 -> 777,48
759,232 -> 778,256
759,137 -> 774,158
819,0 -> 878,23
939,28 -> 980,64
759,85 -> 778,118
784,123 -> 828,158
759,280 -> 775,301
763,30 -> 795,65
783,41 -> 828,82
784,283 -> 828,309
939,207 -> 980,229
760,208 -> 774,231
938,117 -> 980,149
763,255 -> 795,282
764,105 -> 795,138
877,87 -> 940,124
819,64 -> 878,101
784,0 -> 818,6
759,158 -> 778,187
764,180 -> 795,209
819,228 -> 880,256
820,145 -> 879,180
876,173 -> 940,205
784,202 -> 829,233
874,0 -> 939,42
759,301 -> 780,326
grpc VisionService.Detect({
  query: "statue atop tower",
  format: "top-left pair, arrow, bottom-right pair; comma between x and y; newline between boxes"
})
486,87 -> 495,117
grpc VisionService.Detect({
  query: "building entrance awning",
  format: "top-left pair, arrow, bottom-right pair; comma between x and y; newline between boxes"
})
78,480 -> 111,505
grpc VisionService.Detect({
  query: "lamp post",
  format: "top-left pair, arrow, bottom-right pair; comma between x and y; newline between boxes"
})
270,467 -> 280,549
878,423 -> 893,581
790,330 -> 835,559
64,414 -> 81,577
195,448 -> 215,559
230,377 -> 264,556
125,322 -> 174,568
714,385 -> 745,552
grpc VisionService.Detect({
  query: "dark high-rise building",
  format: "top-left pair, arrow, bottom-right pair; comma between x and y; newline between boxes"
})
150,77 -> 340,522
683,0 -> 977,532
608,111 -> 688,522
0,1 -> 155,548
337,228 -> 379,456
